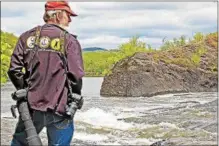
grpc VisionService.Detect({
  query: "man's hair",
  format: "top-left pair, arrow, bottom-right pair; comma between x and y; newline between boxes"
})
43,10 -> 63,23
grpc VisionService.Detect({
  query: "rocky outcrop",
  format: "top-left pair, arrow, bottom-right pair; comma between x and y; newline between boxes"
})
100,35 -> 218,97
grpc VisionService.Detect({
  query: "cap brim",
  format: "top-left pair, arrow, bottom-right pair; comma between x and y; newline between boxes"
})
70,13 -> 78,17
68,9 -> 77,17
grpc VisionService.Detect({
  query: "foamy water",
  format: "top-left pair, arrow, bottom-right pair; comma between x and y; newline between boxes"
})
1,78 -> 218,145
75,108 -> 135,130
74,132 -> 108,142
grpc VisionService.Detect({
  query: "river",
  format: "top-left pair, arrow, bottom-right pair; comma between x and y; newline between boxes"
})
1,77 -> 218,145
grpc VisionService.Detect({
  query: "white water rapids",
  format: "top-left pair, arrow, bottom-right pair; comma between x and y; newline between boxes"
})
1,77 -> 218,145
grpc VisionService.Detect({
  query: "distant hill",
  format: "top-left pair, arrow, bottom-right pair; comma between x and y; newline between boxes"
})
83,47 -> 107,52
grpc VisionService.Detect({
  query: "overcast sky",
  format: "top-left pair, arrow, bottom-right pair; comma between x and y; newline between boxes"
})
1,2 -> 217,49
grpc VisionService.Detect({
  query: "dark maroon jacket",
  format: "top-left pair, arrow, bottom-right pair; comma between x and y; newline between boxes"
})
8,24 -> 85,115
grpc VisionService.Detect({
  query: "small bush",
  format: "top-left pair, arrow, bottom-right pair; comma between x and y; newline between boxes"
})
191,54 -> 201,66
193,32 -> 204,42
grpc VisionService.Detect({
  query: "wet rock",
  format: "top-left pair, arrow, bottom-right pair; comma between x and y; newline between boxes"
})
150,139 -> 174,146
150,138 -> 218,146
101,43 -> 217,97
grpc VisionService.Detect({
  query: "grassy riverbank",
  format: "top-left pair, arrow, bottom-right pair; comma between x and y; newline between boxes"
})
1,30 -> 217,84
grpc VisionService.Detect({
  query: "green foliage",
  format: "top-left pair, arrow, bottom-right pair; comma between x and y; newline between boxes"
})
196,47 -> 206,55
160,35 -> 186,50
171,58 -> 195,68
210,65 -> 217,72
190,47 -> 206,66
83,51 -> 118,76
1,31 -> 18,84
1,30 -> 217,83
156,32 -> 217,70
83,36 -> 151,76
193,32 -> 204,42
119,36 -> 147,55
191,54 -> 201,66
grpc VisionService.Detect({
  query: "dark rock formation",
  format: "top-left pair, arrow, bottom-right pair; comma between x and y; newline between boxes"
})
101,37 -> 218,97
150,138 -> 217,146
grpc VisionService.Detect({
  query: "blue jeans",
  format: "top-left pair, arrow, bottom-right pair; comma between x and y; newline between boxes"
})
11,110 -> 74,146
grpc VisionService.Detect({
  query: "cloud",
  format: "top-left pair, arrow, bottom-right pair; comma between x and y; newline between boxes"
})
80,35 -> 162,49
183,7 -> 217,26
80,35 -> 128,49
1,2 -> 217,49
1,2 -> 44,17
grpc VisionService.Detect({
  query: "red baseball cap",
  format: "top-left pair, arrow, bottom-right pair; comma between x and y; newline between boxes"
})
45,1 -> 77,17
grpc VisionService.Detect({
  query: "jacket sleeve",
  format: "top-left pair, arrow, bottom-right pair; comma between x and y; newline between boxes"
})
7,36 -> 25,90
65,36 -> 85,94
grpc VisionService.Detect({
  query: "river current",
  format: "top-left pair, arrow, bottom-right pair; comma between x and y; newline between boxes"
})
1,77 -> 218,145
